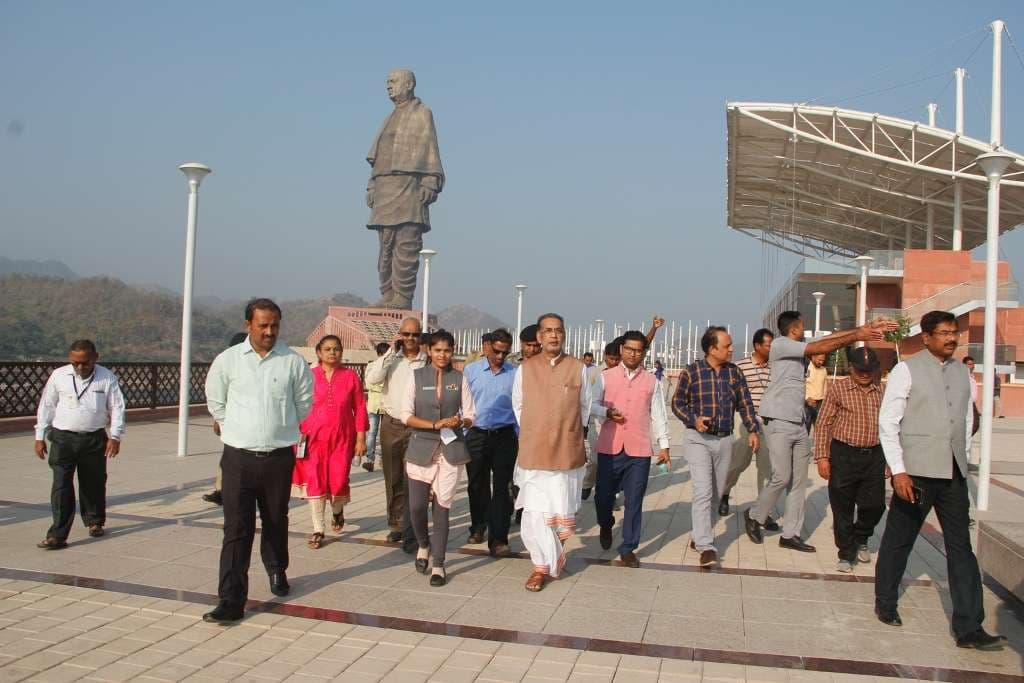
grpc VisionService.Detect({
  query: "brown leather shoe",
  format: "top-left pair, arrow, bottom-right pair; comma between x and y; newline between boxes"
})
618,551 -> 640,568
490,543 -> 512,558
699,550 -> 718,567
37,538 -> 67,550
88,524 -> 104,538
467,530 -> 486,545
525,570 -> 547,592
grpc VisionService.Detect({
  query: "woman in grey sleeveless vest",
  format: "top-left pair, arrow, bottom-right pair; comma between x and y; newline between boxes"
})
398,330 -> 476,586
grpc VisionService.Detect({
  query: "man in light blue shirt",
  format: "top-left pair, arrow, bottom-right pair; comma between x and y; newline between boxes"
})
203,298 -> 314,624
463,328 -> 519,556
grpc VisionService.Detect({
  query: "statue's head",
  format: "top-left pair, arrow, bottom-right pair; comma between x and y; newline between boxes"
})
386,69 -> 416,104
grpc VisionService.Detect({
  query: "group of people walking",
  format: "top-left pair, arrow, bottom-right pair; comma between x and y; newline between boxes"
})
30,298 -> 1006,650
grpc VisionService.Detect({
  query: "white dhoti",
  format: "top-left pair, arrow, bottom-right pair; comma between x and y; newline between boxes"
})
514,464 -> 585,577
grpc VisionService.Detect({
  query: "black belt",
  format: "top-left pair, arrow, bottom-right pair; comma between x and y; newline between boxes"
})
834,440 -> 880,455
470,425 -> 516,435
51,427 -> 106,436
235,446 -> 290,458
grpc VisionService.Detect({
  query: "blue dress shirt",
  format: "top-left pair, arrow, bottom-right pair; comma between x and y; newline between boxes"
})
463,358 -> 517,430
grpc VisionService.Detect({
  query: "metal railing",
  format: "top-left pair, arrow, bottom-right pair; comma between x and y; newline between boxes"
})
0,361 -> 367,419
871,280 -> 1020,326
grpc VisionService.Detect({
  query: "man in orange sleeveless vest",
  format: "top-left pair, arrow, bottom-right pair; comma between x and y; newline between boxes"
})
512,313 -> 592,592
591,330 -> 671,568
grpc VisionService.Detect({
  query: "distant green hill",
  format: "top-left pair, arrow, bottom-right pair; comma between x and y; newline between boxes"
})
0,274 -> 370,362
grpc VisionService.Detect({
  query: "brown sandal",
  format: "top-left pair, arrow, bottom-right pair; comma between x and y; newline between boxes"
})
524,570 -> 547,592
308,532 -> 324,549
331,512 -> 344,533
37,538 -> 68,550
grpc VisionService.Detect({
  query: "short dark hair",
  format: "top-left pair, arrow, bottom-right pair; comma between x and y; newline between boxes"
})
536,312 -> 565,328
481,332 -> 494,344
603,341 -> 621,357
245,298 -> 282,321
375,342 -> 390,355
582,352 -> 594,359
921,310 -> 957,335
490,328 -> 513,346
701,326 -> 728,354
68,339 -> 97,355
962,355 -> 975,364
315,335 -> 342,352
753,328 -> 774,347
621,330 -> 648,350
519,324 -> 539,342
428,329 -> 455,348
228,332 -> 248,347
777,311 -> 802,336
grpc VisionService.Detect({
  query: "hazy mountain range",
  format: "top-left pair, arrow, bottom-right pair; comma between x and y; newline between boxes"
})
0,259 -> 507,361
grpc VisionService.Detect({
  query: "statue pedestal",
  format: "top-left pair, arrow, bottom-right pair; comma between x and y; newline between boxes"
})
306,306 -> 438,352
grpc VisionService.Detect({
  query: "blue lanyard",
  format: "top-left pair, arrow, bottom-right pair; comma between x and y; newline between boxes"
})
72,375 -> 94,401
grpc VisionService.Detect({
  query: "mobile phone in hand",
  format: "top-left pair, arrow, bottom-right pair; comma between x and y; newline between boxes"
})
911,485 -> 925,506
394,339 -> 403,352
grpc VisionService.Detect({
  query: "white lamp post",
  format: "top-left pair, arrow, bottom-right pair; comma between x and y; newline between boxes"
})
514,284 -> 527,352
853,255 -> 874,348
176,162 -> 211,458
595,319 -> 604,361
419,249 -> 437,331
975,149 -> 1015,511
812,291 -> 826,338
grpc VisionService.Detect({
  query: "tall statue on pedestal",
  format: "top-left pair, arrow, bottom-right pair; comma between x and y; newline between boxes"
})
366,69 -> 444,310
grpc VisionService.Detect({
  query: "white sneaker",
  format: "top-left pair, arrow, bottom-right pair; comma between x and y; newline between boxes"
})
857,545 -> 870,563
836,560 -> 854,573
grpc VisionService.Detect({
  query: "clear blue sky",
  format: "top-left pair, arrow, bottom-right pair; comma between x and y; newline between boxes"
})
3,2 -> 1024,334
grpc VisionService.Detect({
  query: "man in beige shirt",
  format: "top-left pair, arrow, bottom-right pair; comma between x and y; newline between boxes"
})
805,353 -> 828,426
363,317 -> 428,551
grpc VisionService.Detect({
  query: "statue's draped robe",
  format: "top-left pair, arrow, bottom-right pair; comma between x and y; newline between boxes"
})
366,98 -> 444,231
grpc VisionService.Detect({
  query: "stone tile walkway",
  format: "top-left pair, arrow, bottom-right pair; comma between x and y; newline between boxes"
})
1,416 -> 1022,681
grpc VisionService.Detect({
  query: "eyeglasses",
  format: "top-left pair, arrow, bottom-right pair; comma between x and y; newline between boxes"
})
620,346 -> 645,355
928,330 -> 959,338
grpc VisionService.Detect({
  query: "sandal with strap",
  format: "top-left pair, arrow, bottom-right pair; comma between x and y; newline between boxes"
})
331,512 -> 344,533
524,570 -> 547,592
308,532 -> 325,550
37,538 -> 68,550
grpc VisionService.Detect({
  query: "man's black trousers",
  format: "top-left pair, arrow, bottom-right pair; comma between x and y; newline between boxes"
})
465,426 -> 518,546
827,440 -> 885,562
874,464 -> 984,639
218,445 -> 294,608
47,428 -> 108,541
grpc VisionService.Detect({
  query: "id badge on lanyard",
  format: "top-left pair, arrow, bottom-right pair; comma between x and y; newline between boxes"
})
71,375 -> 93,410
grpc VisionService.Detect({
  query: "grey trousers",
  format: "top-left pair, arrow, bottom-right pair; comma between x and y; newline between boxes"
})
723,418 -> 772,496
376,224 -> 423,304
682,429 -> 732,552
750,419 -> 811,540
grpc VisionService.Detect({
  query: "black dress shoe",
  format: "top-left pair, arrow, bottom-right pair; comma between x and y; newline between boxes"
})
203,601 -> 244,624
599,525 -> 613,550
743,509 -> 763,544
202,490 -> 223,506
779,536 -> 816,553
269,572 -> 289,597
362,460 -> 375,473
875,605 -> 902,627
619,551 -> 640,568
763,516 -> 780,532
386,530 -> 403,543
415,557 -> 429,574
717,494 -> 730,517
956,628 -> 1008,650
429,570 -> 446,587
402,536 -> 418,554
581,487 -> 592,501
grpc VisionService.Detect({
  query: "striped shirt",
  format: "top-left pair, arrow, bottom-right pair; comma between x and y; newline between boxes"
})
734,355 -> 770,413
671,359 -> 759,435
812,376 -> 883,462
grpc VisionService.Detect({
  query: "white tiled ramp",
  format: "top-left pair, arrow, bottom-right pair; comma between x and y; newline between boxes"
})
0,581 -> 985,683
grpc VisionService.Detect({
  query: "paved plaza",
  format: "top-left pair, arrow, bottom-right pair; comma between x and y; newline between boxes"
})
1,415 -> 1023,682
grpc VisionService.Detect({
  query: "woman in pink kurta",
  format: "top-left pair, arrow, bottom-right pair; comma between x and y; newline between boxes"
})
292,336 -> 369,549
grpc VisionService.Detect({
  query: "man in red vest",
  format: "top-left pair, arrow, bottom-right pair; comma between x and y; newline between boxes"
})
592,331 -> 671,568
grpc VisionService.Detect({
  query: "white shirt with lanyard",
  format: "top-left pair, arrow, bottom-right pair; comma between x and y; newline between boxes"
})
34,364 -> 127,440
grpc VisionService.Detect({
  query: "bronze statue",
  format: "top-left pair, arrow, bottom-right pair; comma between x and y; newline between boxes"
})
366,69 -> 444,309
